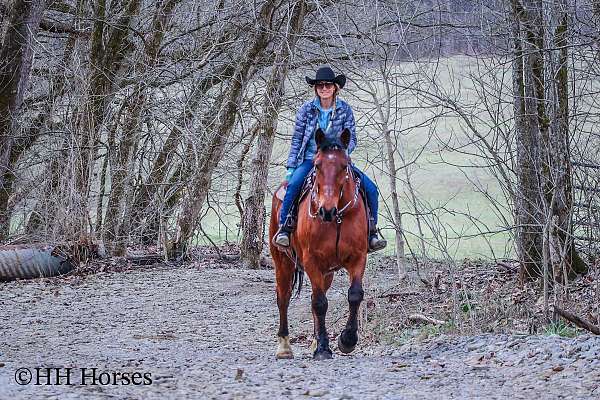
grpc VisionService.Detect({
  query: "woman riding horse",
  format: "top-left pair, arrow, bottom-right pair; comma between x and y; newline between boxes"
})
273,66 -> 386,252
270,127 -> 370,360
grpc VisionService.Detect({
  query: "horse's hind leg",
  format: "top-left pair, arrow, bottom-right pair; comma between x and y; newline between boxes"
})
338,263 -> 365,354
274,252 -> 295,359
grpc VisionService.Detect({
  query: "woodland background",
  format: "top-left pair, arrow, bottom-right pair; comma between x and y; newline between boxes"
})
1,0 -> 600,300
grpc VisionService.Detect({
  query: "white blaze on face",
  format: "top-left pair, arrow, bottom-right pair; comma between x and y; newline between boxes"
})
322,153 -> 338,198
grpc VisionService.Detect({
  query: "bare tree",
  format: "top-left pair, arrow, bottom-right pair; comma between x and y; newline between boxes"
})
0,0 -> 47,240
74,0 -> 142,234
510,0 -> 545,279
170,0 -> 279,258
511,0 -> 586,282
102,0 -> 182,255
239,0 -> 308,269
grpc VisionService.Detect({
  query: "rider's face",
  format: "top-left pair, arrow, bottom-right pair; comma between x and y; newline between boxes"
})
316,82 -> 335,101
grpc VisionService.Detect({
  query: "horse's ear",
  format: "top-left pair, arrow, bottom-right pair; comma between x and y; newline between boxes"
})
340,128 -> 351,149
315,128 -> 326,149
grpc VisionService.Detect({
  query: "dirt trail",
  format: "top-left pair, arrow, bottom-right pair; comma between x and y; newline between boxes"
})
0,265 -> 599,399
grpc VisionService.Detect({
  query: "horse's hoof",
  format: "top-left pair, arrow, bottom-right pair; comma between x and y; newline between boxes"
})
276,350 -> 294,359
337,334 -> 356,354
313,350 -> 333,361
276,336 -> 294,359
309,338 -> 317,354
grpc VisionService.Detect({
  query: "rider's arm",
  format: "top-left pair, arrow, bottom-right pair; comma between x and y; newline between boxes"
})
343,105 -> 357,154
286,104 -> 309,169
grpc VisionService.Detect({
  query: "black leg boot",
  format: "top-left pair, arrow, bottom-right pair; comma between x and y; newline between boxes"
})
273,216 -> 295,247
274,225 -> 292,247
368,215 -> 387,252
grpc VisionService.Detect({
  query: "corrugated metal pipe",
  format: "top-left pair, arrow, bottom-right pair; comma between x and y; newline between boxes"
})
0,245 -> 75,282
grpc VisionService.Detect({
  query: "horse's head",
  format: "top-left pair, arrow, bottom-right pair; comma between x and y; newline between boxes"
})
312,128 -> 352,222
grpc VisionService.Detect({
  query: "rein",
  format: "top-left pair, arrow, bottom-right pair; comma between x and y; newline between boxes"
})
307,165 -> 361,259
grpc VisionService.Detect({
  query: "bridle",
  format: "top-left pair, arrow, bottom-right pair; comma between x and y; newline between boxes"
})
307,163 -> 361,259
307,165 -> 360,221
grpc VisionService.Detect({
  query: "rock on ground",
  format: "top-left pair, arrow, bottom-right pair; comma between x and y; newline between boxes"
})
0,265 -> 599,399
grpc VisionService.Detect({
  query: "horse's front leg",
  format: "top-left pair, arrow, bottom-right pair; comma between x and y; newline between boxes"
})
309,272 -> 334,360
338,261 -> 365,354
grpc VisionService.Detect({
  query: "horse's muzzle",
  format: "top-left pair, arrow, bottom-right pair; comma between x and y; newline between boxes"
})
318,206 -> 338,222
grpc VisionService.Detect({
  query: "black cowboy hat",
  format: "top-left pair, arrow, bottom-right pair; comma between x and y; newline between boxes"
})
305,66 -> 346,89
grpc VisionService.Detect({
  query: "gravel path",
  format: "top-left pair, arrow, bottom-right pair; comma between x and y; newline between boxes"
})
1,265 -> 599,399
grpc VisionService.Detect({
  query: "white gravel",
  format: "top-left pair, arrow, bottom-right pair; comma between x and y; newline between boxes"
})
0,265 -> 599,399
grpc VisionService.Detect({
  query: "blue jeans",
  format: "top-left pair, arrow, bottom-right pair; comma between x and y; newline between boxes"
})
279,160 -> 314,226
352,166 -> 379,225
279,160 -> 379,226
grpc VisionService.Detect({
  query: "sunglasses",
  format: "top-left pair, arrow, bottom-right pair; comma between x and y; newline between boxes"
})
315,82 -> 334,89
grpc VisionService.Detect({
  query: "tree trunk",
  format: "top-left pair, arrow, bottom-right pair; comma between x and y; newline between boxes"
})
239,0 -> 307,269
512,0 -> 586,281
365,71 -> 406,278
127,65 -> 236,243
74,0 -> 141,237
95,150 -> 110,233
511,0 -> 545,280
542,0 -> 587,281
383,127 -> 406,278
170,0 -> 277,258
0,0 -> 47,240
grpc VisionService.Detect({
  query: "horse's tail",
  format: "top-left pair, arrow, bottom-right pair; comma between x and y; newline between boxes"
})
290,250 -> 304,299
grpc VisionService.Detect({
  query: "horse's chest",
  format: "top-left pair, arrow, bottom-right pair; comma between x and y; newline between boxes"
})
295,225 -> 351,269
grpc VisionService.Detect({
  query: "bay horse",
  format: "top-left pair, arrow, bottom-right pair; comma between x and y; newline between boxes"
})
269,128 -> 368,360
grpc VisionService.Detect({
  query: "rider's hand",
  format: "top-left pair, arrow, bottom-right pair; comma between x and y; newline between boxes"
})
285,167 -> 295,182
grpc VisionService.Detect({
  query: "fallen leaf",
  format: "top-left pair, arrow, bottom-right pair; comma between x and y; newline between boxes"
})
235,368 -> 244,381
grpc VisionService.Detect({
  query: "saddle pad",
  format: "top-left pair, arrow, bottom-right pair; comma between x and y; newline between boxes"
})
276,185 -> 286,201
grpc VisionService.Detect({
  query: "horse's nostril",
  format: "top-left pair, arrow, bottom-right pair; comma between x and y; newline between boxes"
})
317,206 -> 337,222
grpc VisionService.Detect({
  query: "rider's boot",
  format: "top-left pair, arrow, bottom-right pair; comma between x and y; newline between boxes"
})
368,215 -> 387,252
